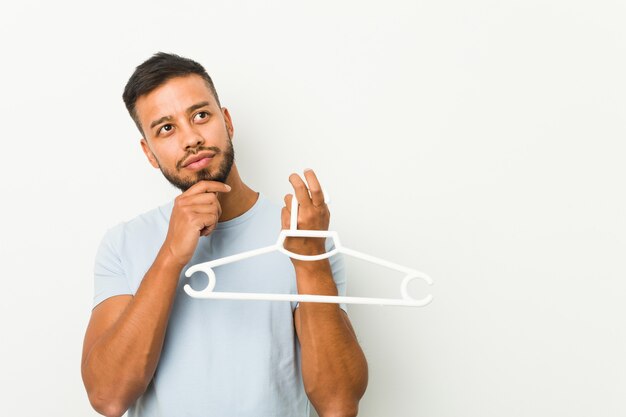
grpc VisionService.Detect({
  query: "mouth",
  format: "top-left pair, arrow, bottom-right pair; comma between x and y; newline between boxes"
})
182,151 -> 216,171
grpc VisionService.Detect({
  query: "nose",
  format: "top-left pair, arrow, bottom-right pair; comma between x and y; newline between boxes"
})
181,125 -> 205,150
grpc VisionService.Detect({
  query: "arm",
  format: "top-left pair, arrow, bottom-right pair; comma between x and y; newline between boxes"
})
294,263 -> 368,417
282,170 -> 368,417
81,181 -> 230,417
81,251 -> 182,417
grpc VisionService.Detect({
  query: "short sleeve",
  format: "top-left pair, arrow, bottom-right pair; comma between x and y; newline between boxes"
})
93,223 -> 132,308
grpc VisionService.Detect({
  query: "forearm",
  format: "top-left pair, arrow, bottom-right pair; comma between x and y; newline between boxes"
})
295,260 -> 368,417
82,248 -> 182,413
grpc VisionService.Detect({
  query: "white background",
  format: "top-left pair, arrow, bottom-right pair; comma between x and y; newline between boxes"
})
1,1 -> 624,416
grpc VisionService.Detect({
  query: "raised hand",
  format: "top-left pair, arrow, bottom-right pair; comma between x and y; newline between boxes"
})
281,169 -> 330,259
163,180 -> 231,267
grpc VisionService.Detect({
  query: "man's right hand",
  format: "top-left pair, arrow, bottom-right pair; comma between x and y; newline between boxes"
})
82,180 -> 230,416
162,180 -> 231,268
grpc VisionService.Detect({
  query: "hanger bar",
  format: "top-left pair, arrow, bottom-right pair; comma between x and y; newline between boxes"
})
190,245 -> 278,270
183,287 -> 433,307
340,247 -> 432,281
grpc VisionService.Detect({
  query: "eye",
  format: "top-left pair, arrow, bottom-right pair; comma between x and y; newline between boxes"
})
157,124 -> 174,136
194,111 -> 210,123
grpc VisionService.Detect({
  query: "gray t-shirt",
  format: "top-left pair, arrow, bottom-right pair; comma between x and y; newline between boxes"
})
93,195 -> 347,416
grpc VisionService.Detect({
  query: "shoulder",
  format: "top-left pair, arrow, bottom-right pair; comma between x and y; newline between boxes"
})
124,200 -> 173,233
97,200 -> 173,255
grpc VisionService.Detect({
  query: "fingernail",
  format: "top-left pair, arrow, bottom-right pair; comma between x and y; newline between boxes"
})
225,184 -> 231,191
304,168 -> 312,172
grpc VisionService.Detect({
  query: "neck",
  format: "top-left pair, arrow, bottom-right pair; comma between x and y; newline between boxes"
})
218,163 -> 258,221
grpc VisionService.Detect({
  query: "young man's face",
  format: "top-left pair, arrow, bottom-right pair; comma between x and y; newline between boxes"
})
135,74 -> 235,191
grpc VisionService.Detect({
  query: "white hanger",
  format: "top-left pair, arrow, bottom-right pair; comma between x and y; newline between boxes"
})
184,191 -> 434,307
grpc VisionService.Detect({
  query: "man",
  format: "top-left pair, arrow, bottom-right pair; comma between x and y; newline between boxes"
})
81,52 -> 368,417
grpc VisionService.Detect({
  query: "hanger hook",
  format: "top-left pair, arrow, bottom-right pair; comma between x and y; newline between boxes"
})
400,272 -> 434,306
183,265 -> 217,296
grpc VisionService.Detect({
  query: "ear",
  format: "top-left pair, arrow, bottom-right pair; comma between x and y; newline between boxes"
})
140,138 -> 160,169
221,107 -> 234,139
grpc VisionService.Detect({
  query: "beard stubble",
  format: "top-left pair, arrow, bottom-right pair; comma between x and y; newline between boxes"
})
159,135 -> 235,192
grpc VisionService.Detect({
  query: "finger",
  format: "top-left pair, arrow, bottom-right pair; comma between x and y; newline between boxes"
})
303,169 -> 324,207
282,194 -> 293,229
185,204 -> 221,214
288,173 -> 312,207
200,221 -> 216,236
197,212 -> 219,231
283,193 -> 293,212
281,206 -> 290,229
184,192 -> 220,206
185,180 -> 231,195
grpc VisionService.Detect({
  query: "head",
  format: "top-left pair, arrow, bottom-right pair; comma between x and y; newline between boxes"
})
122,52 -> 235,191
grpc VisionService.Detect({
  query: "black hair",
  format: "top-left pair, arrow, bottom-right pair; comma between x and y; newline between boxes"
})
122,52 -> 221,135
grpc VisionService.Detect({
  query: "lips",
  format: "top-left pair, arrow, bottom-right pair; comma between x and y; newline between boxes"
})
182,151 -> 216,168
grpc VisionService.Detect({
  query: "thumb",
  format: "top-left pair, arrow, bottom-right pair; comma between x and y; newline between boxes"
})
281,194 -> 294,229
281,207 -> 290,230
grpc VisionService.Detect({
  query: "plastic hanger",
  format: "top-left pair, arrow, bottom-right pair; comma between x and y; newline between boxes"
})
184,191 -> 434,307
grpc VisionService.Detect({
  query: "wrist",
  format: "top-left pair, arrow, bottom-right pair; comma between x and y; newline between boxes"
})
283,236 -> 327,257
156,244 -> 188,272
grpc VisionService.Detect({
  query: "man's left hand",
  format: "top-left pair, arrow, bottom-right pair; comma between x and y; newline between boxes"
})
281,169 -> 330,260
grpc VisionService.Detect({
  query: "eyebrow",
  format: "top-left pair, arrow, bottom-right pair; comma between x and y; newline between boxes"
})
149,101 -> 211,129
